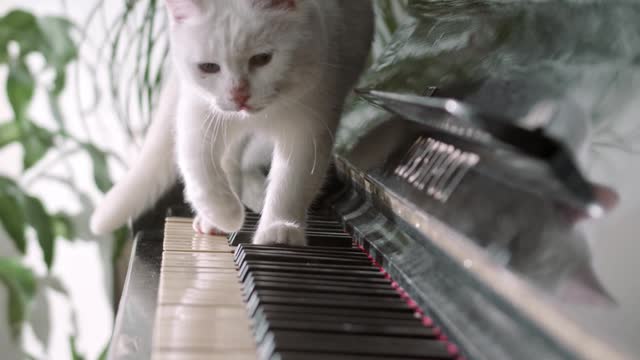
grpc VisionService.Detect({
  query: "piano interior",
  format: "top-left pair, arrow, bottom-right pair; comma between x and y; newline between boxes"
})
108,2 -> 639,360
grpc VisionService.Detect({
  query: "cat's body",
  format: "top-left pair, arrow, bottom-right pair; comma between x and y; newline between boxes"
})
90,0 -> 374,245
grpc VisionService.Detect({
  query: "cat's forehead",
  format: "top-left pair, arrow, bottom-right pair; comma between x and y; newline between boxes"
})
174,3 -> 304,59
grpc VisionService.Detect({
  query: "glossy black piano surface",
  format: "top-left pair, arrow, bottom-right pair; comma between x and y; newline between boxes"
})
110,2 -> 640,360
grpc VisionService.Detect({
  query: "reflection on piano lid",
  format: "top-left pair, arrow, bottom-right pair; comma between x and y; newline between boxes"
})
354,89 -> 600,217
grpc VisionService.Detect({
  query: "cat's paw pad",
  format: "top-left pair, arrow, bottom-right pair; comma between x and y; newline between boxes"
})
253,221 -> 306,247
192,216 -> 226,236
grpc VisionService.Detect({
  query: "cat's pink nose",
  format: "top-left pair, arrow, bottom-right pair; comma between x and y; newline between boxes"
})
231,83 -> 250,108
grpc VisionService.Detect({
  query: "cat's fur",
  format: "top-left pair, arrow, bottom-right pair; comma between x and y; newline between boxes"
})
90,0 -> 374,246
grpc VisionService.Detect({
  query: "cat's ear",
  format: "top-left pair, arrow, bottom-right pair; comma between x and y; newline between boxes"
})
165,0 -> 202,24
252,0 -> 297,11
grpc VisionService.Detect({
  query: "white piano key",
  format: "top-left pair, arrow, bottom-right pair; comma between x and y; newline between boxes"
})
152,218 -> 258,360
152,351 -> 257,360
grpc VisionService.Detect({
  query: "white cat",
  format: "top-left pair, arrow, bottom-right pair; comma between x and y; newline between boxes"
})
90,0 -> 374,246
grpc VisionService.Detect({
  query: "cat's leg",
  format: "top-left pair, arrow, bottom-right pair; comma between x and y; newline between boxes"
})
253,105 -> 336,246
236,136 -> 272,213
222,135 -> 250,203
176,97 -> 245,234
239,168 -> 268,213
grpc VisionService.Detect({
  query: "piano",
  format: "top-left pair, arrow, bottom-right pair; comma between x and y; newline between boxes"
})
106,2 -> 638,360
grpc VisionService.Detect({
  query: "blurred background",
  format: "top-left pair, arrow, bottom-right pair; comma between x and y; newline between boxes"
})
0,1 -> 169,359
0,1 -> 639,359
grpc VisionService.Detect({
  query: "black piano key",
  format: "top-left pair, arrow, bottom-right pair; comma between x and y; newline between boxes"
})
239,262 -> 381,282
229,231 -> 352,247
253,304 -> 421,321
263,319 -> 437,338
277,353 -> 448,360
234,245 -> 366,262
244,280 -> 399,299
247,274 -> 392,288
252,312 -> 436,347
309,235 -> 353,247
236,252 -> 371,267
248,291 -> 411,312
237,251 -> 372,266
237,244 -> 363,255
265,331 -> 455,359
258,311 -> 427,328
229,231 -> 252,246
238,223 -> 346,232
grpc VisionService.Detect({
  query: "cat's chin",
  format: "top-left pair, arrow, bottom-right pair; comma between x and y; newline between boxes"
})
214,105 -> 265,118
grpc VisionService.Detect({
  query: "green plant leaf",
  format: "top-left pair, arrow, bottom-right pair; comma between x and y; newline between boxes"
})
7,59 -> 35,120
51,212 -> 75,241
52,69 -> 67,96
36,17 -> 77,70
112,227 -> 129,264
0,258 -> 37,340
98,341 -> 110,360
24,196 -> 55,270
0,121 -> 20,147
85,145 -> 113,193
42,275 -> 69,297
0,120 -> 55,169
21,121 -> 55,170
0,192 -> 26,253
0,176 -> 27,253
69,335 -> 86,360
47,91 -> 66,129
0,10 -> 40,56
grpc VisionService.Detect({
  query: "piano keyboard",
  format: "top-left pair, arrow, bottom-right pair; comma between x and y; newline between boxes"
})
152,216 -> 461,360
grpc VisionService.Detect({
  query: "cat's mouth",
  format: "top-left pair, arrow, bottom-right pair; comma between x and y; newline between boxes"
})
239,104 -> 265,114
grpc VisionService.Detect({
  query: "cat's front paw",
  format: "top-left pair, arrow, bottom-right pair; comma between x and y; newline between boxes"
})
253,221 -> 306,247
193,198 -> 245,234
192,215 -> 227,235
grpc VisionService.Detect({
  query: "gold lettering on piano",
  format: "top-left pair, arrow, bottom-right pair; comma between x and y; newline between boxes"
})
394,137 -> 479,202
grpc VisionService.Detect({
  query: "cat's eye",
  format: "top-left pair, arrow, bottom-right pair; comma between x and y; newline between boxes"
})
198,63 -> 221,74
249,53 -> 273,68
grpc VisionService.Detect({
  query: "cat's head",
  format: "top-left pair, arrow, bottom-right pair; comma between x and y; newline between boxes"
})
165,0 -> 322,115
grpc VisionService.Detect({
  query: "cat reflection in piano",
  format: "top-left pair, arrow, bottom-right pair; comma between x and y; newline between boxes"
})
345,114 -> 620,306
90,0 -> 374,246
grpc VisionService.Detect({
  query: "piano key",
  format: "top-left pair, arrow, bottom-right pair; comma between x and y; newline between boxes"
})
153,322 -> 255,351
236,244 -> 364,255
239,263 -> 382,282
154,216 -> 464,360
152,352 -> 257,360
156,305 -> 248,321
253,304 -> 422,321
230,232 -> 353,247
255,310 -> 427,328
234,247 -> 366,262
238,222 -> 346,231
263,331 -> 454,359
236,251 -> 372,266
243,280 -> 399,298
246,273 -> 393,288
276,353 -> 447,360
247,291 -> 412,312
261,319 -> 437,338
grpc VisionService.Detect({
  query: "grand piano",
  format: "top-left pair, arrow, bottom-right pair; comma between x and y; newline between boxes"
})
106,2 -> 639,360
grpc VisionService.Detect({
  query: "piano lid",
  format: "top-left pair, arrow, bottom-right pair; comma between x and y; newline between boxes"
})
338,1 -> 640,357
